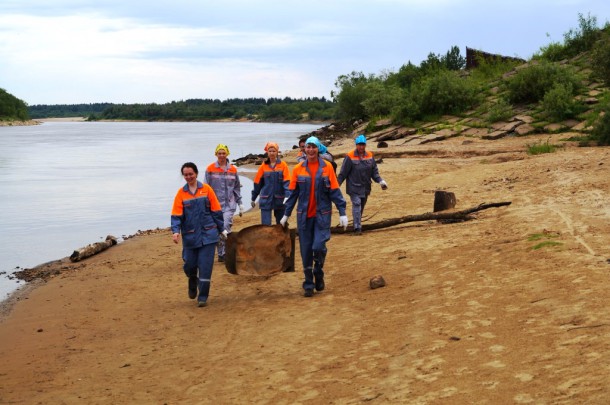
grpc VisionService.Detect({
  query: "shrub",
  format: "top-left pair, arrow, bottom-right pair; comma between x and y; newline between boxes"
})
361,81 -> 403,118
394,70 -> 480,122
590,109 -> 610,146
591,34 -> 610,86
535,40 -> 568,62
535,13 -> 602,61
486,98 -> 514,123
505,61 -> 581,104
542,83 -> 578,121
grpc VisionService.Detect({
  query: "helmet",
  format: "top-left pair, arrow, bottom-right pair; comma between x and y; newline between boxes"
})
355,134 -> 367,145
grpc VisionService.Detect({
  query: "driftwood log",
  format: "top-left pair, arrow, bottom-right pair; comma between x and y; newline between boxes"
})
331,202 -> 511,234
225,224 -> 296,276
69,235 -> 118,262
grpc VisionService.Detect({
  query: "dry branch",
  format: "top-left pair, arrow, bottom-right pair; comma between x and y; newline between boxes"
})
331,201 -> 511,234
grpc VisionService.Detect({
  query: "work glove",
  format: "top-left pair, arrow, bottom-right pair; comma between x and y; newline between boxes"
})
380,180 -> 388,190
238,204 -> 244,217
283,197 -> 289,204
220,230 -> 229,240
250,200 -> 256,208
339,215 -> 348,230
280,215 -> 289,228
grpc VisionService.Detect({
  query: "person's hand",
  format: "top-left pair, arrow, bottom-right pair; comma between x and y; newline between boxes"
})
172,233 -> 180,244
339,215 -> 348,230
280,215 -> 289,227
380,180 -> 388,190
238,204 -> 244,217
220,230 -> 229,240
283,197 -> 289,204
250,200 -> 256,208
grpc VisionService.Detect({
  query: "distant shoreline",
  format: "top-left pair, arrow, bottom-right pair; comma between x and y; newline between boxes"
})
30,117 -> 330,125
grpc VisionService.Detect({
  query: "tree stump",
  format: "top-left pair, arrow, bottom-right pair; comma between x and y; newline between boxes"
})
433,190 -> 456,212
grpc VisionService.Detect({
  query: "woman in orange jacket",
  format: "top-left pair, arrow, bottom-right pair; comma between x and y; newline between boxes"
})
251,142 -> 290,225
171,162 -> 227,307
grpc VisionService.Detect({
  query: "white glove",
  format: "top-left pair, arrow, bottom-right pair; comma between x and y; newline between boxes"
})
380,180 -> 388,190
238,204 -> 244,217
280,215 -> 289,227
250,200 -> 256,208
283,197 -> 289,204
220,230 -> 229,240
339,215 -> 348,230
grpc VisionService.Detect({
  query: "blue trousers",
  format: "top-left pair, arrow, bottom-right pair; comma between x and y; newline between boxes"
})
349,194 -> 368,230
183,243 -> 216,301
298,216 -> 328,291
261,207 -> 285,225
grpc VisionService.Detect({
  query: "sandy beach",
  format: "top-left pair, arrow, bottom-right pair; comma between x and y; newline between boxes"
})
1,132 -> 609,403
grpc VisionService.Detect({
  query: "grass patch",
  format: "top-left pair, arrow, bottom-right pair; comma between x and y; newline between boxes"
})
528,231 -> 562,249
526,139 -> 560,155
528,232 -> 560,241
531,241 -> 563,250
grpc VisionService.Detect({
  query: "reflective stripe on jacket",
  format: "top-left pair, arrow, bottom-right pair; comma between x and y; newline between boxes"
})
205,162 -> 242,212
171,181 -> 224,248
284,157 -> 346,238
251,159 -> 290,210
337,149 -> 382,197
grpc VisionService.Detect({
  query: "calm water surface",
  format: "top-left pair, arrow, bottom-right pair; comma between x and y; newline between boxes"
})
0,121 -> 321,300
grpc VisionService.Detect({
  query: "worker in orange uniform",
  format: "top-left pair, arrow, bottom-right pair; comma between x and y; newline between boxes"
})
280,136 -> 348,297
251,142 -> 290,225
171,162 -> 227,307
205,144 -> 244,263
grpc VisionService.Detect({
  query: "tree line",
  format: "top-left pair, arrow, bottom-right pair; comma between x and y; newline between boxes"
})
27,97 -> 337,122
0,88 -> 29,121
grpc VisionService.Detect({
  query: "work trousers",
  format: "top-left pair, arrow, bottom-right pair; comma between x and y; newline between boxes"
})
298,216 -> 328,291
183,243 -> 216,301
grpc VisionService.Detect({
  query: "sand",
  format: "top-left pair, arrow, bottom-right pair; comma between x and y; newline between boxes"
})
1,133 -> 609,404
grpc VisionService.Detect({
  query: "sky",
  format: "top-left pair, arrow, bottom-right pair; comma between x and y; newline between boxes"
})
1,0 -> 609,105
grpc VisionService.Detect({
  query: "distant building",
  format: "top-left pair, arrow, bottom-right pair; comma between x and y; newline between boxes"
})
465,47 -> 526,69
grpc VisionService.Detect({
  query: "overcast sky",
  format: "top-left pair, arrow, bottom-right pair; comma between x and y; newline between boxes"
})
1,0 -> 609,105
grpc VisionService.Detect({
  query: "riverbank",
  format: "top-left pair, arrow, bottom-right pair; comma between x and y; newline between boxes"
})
1,133 -> 609,403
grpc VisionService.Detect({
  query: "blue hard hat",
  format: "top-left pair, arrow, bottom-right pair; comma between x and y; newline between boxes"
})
306,136 -> 322,149
355,134 -> 367,145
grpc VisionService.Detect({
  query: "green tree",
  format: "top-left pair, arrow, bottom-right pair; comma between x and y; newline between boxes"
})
0,88 -> 29,120
331,71 -> 372,120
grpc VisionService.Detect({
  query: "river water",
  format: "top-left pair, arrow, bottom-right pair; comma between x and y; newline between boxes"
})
0,121 -> 321,300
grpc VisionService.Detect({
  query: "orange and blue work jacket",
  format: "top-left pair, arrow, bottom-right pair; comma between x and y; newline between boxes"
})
284,157 -> 346,237
337,149 -> 382,197
205,162 -> 242,212
251,158 -> 290,210
171,181 -> 225,248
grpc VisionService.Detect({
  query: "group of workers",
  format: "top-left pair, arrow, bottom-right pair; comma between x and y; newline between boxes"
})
170,135 -> 387,306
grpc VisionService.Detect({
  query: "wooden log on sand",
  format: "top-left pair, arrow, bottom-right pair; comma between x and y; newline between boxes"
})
69,235 -> 118,262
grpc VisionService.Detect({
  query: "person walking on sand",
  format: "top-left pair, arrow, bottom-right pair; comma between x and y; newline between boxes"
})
205,144 -> 244,263
337,134 -> 387,236
171,162 -> 228,307
280,136 -> 348,297
251,142 -> 290,225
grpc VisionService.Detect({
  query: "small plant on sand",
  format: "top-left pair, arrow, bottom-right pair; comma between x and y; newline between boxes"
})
528,231 -> 563,250
526,138 -> 560,155
531,240 -> 563,250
